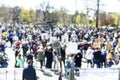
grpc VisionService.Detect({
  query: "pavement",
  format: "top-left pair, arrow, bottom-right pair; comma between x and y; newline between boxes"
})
4,41 -> 87,80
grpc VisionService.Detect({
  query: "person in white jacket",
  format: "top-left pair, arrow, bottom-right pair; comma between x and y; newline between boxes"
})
85,47 -> 94,68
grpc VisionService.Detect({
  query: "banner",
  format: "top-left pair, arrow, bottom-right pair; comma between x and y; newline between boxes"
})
61,34 -> 69,43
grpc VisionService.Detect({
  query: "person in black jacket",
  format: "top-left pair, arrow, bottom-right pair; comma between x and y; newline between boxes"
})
93,48 -> 102,68
74,50 -> 83,69
22,60 -> 37,80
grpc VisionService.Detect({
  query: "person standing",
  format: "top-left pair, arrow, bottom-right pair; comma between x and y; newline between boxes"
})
16,54 -> 24,68
45,44 -> 53,69
22,60 -> 37,80
74,50 -> 83,69
68,54 -> 75,80
92,48 -> 102,68
85,47 -> 94,68
37,45 -> 44,69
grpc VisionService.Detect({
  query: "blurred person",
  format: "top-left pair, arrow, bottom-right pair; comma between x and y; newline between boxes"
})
45,43 -> 53,69
16,54 -> 24,68
8,30 -> 13,47
74,50 -> 83,69
32,41 -> 39,59
22,60 -> 37,80
26,52 -> 33,61
60,44 -> 66,65
85,47 -> 94,68
106,50 -> 115,68
67,54 -> 75,80
92,48 -> 102,68
15,45 -> 21,61
52,51 -> 59,69
17,30 -> 23,41
22,43 -> 29,60
37,45 -> 44,69
101,47 -> 107,68
41,35 -> 47,48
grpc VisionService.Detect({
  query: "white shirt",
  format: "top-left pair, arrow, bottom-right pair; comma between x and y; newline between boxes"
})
86,48 -> 94,60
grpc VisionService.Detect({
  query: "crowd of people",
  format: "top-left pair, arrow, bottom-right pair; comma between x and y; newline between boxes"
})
0,23 -> 120,79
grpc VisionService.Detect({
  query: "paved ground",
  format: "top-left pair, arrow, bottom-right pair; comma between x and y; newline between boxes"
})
4,41 -> 87,80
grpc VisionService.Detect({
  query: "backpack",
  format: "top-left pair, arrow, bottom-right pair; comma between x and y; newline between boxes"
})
66,59 -> 71,68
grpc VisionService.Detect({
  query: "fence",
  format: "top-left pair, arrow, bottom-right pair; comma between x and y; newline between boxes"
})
0,68 -> 23,80
79,68 -> 120,80
0,68 -> 120,80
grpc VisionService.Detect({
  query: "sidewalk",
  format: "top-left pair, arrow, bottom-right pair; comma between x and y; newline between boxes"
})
34,58 -> 87,80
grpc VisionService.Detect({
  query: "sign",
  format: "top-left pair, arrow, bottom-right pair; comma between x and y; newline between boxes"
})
66,42 -> 78,55
106,43 -> 112,51
94,38 -> 104,43
61,34 -> 69,43
49,36 -> 57,44
93,42 -> 101,48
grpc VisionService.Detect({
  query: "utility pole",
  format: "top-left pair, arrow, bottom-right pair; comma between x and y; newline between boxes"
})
96,0 -> 100,28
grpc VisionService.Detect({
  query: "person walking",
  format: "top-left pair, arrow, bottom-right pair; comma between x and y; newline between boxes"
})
22,60 -> 37,80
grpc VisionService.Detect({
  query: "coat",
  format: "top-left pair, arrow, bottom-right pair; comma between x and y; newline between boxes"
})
22,66 -> 37,80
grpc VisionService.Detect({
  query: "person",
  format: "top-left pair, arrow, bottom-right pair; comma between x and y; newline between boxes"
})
60,44 -> 66,65
68,54 -> 75,80
22,60 -> 37,80
74,50 -> 83,69
15,46 -> 21,61
37,45 -> 44,69
45,43 -> 53,69
85,47 -> 94,68
16,54 -> 24,68
101,47 -> 107,68
32,41 -> 39,59
106,50 -> 115,68
92,48 -> 102,68
22,43 -> 29,60
26,52 -> 33,61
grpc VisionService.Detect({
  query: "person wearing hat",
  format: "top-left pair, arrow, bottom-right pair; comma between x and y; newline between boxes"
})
22,60 -> 37,80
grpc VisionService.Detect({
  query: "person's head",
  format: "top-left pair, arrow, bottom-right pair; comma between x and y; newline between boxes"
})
18,54 -> 21,59
27,60 -> 33,66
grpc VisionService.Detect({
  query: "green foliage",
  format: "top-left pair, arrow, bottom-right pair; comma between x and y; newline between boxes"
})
20,7 -> 35,23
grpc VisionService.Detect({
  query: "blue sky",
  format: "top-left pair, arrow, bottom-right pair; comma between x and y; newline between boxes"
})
1,0 -> 120,14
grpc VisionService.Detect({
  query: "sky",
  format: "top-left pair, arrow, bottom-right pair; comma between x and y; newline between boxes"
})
0,0 -> 120,14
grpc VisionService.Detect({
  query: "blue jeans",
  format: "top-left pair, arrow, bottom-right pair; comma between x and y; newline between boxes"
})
93,59 -> 100,68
